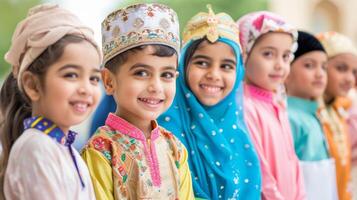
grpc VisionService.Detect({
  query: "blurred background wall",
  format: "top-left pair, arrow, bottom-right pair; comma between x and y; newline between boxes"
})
270,0 -> 357,43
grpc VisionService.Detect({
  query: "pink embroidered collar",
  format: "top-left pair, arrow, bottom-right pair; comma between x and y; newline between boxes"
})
105,113 -> 160,141
245,83 -> 274,103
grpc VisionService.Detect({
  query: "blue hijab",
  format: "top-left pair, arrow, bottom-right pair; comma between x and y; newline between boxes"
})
158,37 -> 261,199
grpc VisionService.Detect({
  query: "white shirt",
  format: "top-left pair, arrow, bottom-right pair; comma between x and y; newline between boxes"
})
4,128 -> 95,200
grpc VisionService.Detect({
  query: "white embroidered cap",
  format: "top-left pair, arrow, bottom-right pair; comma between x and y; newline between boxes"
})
102,3 -> 180,65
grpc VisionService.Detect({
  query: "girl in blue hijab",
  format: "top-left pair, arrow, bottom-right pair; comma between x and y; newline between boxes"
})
158,5 -> 261,200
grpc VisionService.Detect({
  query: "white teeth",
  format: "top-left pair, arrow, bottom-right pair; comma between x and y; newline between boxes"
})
200,84 -> 222,93
73,102 -> 88,113
140,98 -> 161,104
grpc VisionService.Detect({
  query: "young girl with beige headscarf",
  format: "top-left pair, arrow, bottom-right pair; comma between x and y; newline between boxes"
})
0,3 -> 102,199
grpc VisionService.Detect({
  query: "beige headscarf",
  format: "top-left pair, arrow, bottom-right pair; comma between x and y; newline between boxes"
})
4,3 -> 102,90
316,31 -> 357,58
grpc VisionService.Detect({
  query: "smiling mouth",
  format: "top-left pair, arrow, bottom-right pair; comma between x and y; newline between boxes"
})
340,84 -> 352,91
312,81 -> 325,87
199,84 -> 223,94
269,74 -> 283,79
138,97 -> 164,108
70,101 -> 90,113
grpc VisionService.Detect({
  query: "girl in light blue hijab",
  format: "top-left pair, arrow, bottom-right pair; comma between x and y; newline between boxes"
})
158,5 -> 261,200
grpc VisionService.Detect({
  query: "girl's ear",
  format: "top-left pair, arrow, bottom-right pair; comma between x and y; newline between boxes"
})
21,71 -> 41,101
101,68 -> 115,95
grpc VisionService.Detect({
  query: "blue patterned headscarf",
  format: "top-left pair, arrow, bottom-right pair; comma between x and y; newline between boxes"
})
158,37 -> 261,199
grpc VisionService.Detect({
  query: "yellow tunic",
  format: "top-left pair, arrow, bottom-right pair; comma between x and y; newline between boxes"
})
81,113 -> 194,200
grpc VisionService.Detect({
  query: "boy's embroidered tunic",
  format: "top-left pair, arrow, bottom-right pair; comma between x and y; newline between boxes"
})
82,113 -> 193,200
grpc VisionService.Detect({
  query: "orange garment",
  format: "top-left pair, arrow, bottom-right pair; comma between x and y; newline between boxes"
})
319,97 -> 352,200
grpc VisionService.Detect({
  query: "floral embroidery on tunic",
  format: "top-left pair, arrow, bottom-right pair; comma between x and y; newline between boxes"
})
86,119 -> 182,199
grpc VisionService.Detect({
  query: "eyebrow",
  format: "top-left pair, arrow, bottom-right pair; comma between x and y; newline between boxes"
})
59,64 -> 80,71
302,58 -> 316,62
261,46 -> 277,50
191,55 -> 212,61
222,59 -> 236,66
192,54 -> 236,65
59,64 -> 100,73
285,50 -> 293,54
336,63 -> 347,67
129,63 -> 177,71
162,66 -> 177,71
261,46 -> 291,53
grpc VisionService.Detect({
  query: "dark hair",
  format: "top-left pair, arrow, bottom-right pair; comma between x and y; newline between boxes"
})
183,38 -> 206,71
105,44 -> 177,73
0,34 -> 90,198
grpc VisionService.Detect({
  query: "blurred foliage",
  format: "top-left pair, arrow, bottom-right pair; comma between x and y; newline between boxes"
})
0,0 -> 266,78
0,0 -> 41,78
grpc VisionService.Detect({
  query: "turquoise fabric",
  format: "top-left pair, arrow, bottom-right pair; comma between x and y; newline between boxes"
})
158,37 -> 261,200
287,96 -> 329,161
